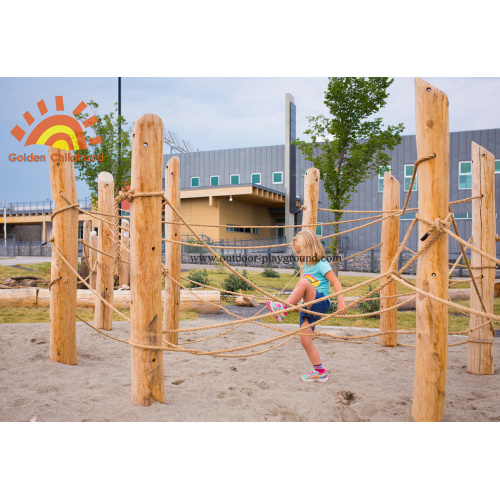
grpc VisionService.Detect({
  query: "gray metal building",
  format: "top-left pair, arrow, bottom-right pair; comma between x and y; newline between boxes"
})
165,128 -> 500,262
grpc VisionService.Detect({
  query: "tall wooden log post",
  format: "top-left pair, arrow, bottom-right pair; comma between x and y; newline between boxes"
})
130,114 -> 165,406
380,171 -> 400,347
48,146 -> 78,365
119,219 -> 130,286
303,168 -> 320,229
89,231 -> 98,290
302,168 -> 320,277
412,78 -> 449,422
95,172 -> 115,330
468,142 -> 496,375
163,156 -> 181,345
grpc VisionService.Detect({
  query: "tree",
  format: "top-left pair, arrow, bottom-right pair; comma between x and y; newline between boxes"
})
293,77 -> 404,258
74,101 -> 132,204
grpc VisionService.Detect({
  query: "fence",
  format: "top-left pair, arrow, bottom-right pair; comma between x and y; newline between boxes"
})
5,198 -> 93,214
0,237 -> 87,258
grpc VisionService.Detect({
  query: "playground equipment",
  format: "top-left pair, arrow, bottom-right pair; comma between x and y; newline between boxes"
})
40,79 -> 497,421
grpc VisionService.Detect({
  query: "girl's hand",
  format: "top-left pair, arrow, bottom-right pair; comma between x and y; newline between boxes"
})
337,298 -> 346,312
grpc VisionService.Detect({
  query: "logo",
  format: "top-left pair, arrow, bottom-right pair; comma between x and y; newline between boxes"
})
304,274 -> 320,288
10,96 -> 102,151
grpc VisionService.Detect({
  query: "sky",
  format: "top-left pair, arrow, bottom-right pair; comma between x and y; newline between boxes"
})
1,76 -> 500,203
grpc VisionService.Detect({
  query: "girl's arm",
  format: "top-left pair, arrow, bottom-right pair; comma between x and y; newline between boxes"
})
325,270 -> 346,311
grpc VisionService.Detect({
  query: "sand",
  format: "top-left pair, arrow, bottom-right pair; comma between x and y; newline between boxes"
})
1,315 -> 499,422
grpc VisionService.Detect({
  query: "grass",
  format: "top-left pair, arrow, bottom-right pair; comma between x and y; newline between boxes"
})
0,306 -> 198,324
0,264 -> 495,331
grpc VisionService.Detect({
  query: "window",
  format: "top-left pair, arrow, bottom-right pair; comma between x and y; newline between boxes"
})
227,225 -> 259,234
316,225 -> 322,237
251,173 -> 261,185
230,174 -> 240,185
190,177 -> 200,188
454,213 -> 472,220
273,171 -> 283,184
404,164 -> 417,192
401,213 -> 416,220
378,166 -> 391,193
459,161 -> 472,189
496,160 -> 500,174
210,176 -> 219,186
301,169 -> 306,176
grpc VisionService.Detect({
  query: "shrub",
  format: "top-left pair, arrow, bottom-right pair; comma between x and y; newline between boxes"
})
293,265 -> 301,275
261,266 -> 279,278
327,300 -> 338,314
184,237 -> 200,254
221,269 -> 253,293
212,252 -> 226,273
358,285 -> 380,318
186,269 -> 210,288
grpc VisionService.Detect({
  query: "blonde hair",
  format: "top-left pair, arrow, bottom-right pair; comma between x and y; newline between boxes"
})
292,229 -> 326,265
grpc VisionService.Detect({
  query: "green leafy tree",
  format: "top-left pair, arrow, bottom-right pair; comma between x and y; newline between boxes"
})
74,101 -> 132,203
293,77 -> 404,257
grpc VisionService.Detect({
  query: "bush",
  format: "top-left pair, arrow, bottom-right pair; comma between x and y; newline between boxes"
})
327,300 -> 338,314
184,237 -> 200,254
261,266 -> 279,278
212,252 -> 226,273
221,269 -> 253,293
293,265 -> 301,275
186,269 -> 210,288
359,284 -> 380,318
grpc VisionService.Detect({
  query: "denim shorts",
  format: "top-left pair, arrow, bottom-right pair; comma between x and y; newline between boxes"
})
299,291 -> 331,332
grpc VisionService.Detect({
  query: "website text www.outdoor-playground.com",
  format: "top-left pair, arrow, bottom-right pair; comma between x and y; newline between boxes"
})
187,255 -> 342,265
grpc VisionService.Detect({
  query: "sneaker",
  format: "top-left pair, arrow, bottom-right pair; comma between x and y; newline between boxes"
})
301,370 -> 328,383
266,300 -> 287,322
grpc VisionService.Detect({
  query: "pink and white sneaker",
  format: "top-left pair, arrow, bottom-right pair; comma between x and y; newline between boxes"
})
266,301 -> 287,322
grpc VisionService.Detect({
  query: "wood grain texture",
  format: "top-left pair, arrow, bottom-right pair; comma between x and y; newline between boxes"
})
163,156 -> 181,345
95,172 -> 115,330
467,142 -> 495,375
130,114 -> 165,406
380,171 -> 400,347
119,219 -> 130,286
48,146 -> 78,364
412,78 -> 449,422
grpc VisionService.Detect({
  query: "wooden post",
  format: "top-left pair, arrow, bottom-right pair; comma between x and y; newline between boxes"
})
130,114 -> 164,406
89,231 -> 98,290
303,168 -> 320,229
48,146 -> 78,365
163,156 -> 181,345
412,78 -> 449,422
468,142 -> 495,375
95,172 -> 114,330
380,171 -> 400,347
119,219 -> 130,286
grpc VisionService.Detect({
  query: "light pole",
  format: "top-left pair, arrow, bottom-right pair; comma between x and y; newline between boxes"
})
3,201 -> 6,247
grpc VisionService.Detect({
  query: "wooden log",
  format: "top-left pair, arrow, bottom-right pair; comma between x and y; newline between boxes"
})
412,78 -> 449,422
36,288 -> 220,312
130,114 -> 165,406
95,172 -> 114,330
235,295 -> 255,307
380,171 -> 400,347
303,168 -> 320,229
163,156 -> 181,345
89,231 -> 98,290
48,146 -> 79,365
119,219 -> 130,286
468,142 -> 495,375
0,288 -> 37,307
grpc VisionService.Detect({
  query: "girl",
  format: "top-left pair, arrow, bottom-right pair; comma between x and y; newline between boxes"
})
266,229 -> 346,382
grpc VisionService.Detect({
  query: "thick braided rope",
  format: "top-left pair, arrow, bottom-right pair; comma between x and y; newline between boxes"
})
447,209 -> 496,336
51,241 -> 131,323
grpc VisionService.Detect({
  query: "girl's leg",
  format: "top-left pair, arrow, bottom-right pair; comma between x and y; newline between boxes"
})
288,278 -> 316,309
299,318 -> 321,365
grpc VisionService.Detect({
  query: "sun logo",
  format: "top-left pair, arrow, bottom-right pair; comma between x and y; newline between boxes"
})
10,96 -> 102,151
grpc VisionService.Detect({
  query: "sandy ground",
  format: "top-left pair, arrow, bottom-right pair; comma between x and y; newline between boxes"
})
1,314 -> 499,422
